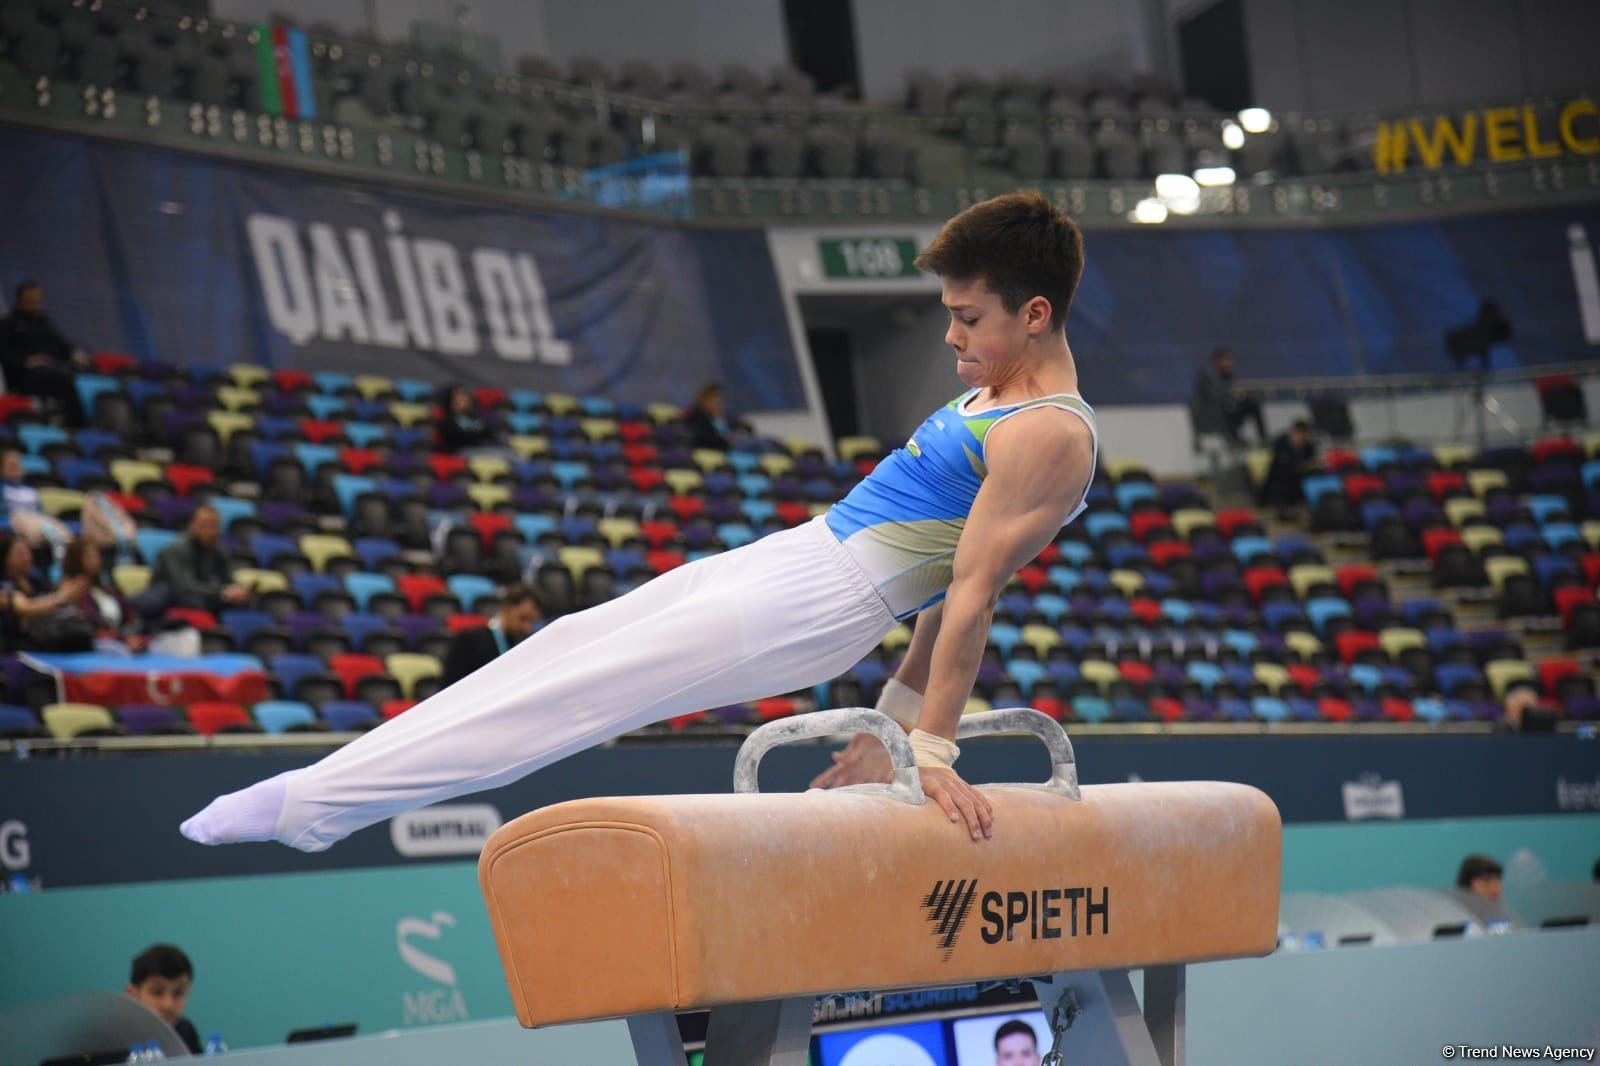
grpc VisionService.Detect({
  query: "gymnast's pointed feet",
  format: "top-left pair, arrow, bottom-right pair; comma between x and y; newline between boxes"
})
180,771 -> 293,847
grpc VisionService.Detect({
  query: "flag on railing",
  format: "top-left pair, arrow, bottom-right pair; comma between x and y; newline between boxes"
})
254,25 -> 317,120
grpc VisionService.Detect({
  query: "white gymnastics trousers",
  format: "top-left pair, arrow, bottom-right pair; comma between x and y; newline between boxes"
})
273,516 -> 899,851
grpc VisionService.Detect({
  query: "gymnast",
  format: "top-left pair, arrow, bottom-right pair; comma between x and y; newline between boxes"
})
180,190 -> 1098,853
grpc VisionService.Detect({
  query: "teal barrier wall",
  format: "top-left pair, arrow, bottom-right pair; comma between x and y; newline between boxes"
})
2,813 -> 1597,1051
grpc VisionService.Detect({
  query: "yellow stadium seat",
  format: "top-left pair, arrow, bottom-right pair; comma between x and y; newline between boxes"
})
1484,659 -> 1536,701
1460,526 -> 1505,555
110,459 -> 164,496
1288,564 -> 1336,600
207,411 -> 254,446
1020,624 -> 1062,658
231,568 -> 288,593
37,487 -> 85,517
1108,569 -> 1145,596
390,402 -> 431,427
963,696 -> 993,716
1244,449 -> 1272,490
385,653 -> 443,699
469,455 -> 512,483
785,437 -> 819,458
298,534 -> 354,573
1077,659 -> 1120,695
355,374 -> 395,400
1252,663 -> 1291,695
646,402 -> 682,424
663,469 -> 704,495
215,385 -> 261,412
1378,627 -> 1427,659
836,436 -> 883,462
508,435 -> 550,459
1433,444 -> 1473,469
879,624 -> 913,653
598,518 -> 642,548
580,418 -> 619,442
1467,469 -> 1508,497
557,546 -> 605,581
1584,521 -> 1600,551
112,564 -> 151,599
1106,458 -> 1149,483
808,503 -> 830,518
1445,497 -> 1486,527
1585,434 -> 1600,459
1171,509 -> 1216,539
42,703 -> 116,739
759,454 -> 795,478
1483,555 -> 1529,592
692,448 -> 730,471
467,484 -> 512,511
228,364 -> 270,388
544,393 -> 581,416
1283,631 -> 1323,660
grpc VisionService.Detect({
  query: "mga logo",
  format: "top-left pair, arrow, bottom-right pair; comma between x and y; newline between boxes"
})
398,911 -> 469,1026
920,879 -> 979,961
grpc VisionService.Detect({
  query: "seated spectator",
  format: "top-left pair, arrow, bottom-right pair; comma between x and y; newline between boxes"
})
125,943 -> 202,1055
437,384 -> 493,453
0,446 -> 71,555
0,530 -> 91,651
683,382 -> 749,452
132,504 -> 252,621
0,280 -> 88,426
1456,854 -> 1503,903
1258,420 -> 1318,512
1191,347 -> 1266,446
60,538 -> 143,653
442,583 -> 544,687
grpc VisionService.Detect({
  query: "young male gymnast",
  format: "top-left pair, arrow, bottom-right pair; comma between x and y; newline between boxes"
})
181,190 -> 1098,852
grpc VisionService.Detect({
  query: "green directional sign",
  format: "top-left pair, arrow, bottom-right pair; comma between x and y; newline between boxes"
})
818,237 -> 922,279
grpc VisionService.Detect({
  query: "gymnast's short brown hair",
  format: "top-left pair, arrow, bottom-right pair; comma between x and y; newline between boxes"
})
915,190 -> 1085,334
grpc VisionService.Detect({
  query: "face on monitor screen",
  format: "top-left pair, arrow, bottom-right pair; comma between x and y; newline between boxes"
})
951,1011 -> 1050,1066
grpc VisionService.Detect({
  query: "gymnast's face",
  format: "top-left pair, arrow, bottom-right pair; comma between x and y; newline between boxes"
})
127,974 -> 191,1026
995,1031 -> 1041,1066
940,277 -> 1038,391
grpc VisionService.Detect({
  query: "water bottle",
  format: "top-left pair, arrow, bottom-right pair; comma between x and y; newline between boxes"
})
148,1042 -> 167,1061
125,1043 -> 142,1064
204,1034 -> 229,1056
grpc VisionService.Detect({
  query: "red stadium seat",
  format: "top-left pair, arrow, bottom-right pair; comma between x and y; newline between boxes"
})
1117,660 -> 1153,689
1533,437 -> 1581,465
1421,528 -> 1463,563
1014,565 -> 1048,596
381,699 -> 416,720
646,549 -> 687,575
0,395 -> 38,422
1427,470 -> 1467,501
339,447 -> 384,475
447,612 -> 489,633
666,496 -> 705,523
299,419 -> 345,444
1317,697 -> 1354,723
775,501 -> 810,526
666,711 -> 709,731
163,464 -> 216,497
1129,512 -> 1171,542
91,352 -> 138,376
473,387 -> 509,411
1538,658 -> 1583,697
1334,630 -> 1380,665
1148,697 -> 1184,724
328,654 -> 386,698
186,701 -> 255,735
1243,567 -> 1287,604
1029,696 -> 1063,720
1335,564 -> 1381,600
1147,541 -> 1192,568
623,443 -> 660,467
1214,508 -> 1259,539
396,574 -> 449,613
428,454 -> 469,482
163,607 -> 218,631
468,511 -> 514,548
1322,449 -> 1361,472
1581,554 -> 1600,588
617,421 -> 654,445
754,697 -> 797,722
1286,664 -> 1321,693
1554,585 -> 1595,623
1381,697 -> 1415,723
273,369 -> 312,393
639,520 -> 679,550
1034,543 -> 1061,566
1342,473 -> 1384,504
854,458 -> 878,477
1128,597 -> 1163,625
628,468 -> 666,492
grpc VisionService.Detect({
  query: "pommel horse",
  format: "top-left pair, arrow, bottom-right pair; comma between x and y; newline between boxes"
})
479,709 -> 1282,1066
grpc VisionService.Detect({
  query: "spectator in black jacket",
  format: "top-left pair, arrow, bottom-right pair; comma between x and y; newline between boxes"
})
1191,347 -> 1265,446
683,382 -> 749,452
437,384 -> 493,453
441,583 -> 544,687
1258,420 -> 1318,511
0,281 -> 88,426
132,505 -> 252,621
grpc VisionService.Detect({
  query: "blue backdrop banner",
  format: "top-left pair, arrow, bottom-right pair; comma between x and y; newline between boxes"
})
0,126 -> 804,413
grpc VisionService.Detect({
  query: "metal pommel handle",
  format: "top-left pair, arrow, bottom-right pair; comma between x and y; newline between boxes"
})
957,708 -> 1082,800
733,708 -> 926,805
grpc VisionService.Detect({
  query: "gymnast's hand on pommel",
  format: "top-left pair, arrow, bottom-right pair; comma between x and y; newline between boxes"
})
808,732 -> 894,789
918,764 -> 993,840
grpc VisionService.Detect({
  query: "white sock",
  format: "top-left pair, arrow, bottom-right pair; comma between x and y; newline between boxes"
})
179,772 -> 293,846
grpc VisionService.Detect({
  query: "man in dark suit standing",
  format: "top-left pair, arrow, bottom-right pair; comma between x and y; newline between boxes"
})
442,583 -> 544,687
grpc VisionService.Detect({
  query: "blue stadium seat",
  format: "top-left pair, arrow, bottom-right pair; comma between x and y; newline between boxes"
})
1306,597 -> 1352,635
1005,659 -> 1047,696
333,474 -> 378,518
1114,481 -> 1156,511
307,395 -> 348,420
209,496 -> 257,532
1231,535 -> 1274,564
313,371 -> 353,394
1185,661 -> 1224,694
716,523 -> 756,549
321,700 -> 380,732
343,422 -> 389,449
340,612 -> 393,649
353,538 -> 401,571
253,700 -> 319,734
394,379 -> 433,402
248,441 -> 290,475
514,514 -> 557,544
136,528 -> 180,564
293,443 -> 340,475
448,574 -> 496,611
1055,541 -> 1094,567
292,573 -> 342,605
248,533 -> 300,568
1084,513 -> 1128,542
56,457 -> 108,489
268,653 -> 329,696
19,424 -> 69,455
1070,694 -> 1112,724
740,500 -> 776,525
1031,592 -> 1069,623
344,572 -> 398,612
1300,475 -> 1342,506
1250,696 -> 1289,722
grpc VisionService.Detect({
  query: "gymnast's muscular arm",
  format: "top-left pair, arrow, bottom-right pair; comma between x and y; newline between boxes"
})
915,407 -> 1095,839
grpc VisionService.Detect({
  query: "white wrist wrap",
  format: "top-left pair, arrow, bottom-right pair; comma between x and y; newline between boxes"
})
908,729 -> 960,769
875,677 -> 924,731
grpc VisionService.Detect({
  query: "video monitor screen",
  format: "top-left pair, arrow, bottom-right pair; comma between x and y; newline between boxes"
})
816,1019 -> 948,1066
950,1011 -> 1051,1066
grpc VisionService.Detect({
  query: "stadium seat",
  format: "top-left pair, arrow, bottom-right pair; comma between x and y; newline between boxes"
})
252,700 -> 321,734
386,653 -> 444,699
186,701 -> 261,735
42,703 -> 118,739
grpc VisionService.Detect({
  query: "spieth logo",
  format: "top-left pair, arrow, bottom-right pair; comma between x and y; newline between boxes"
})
921,879 -> 980,961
